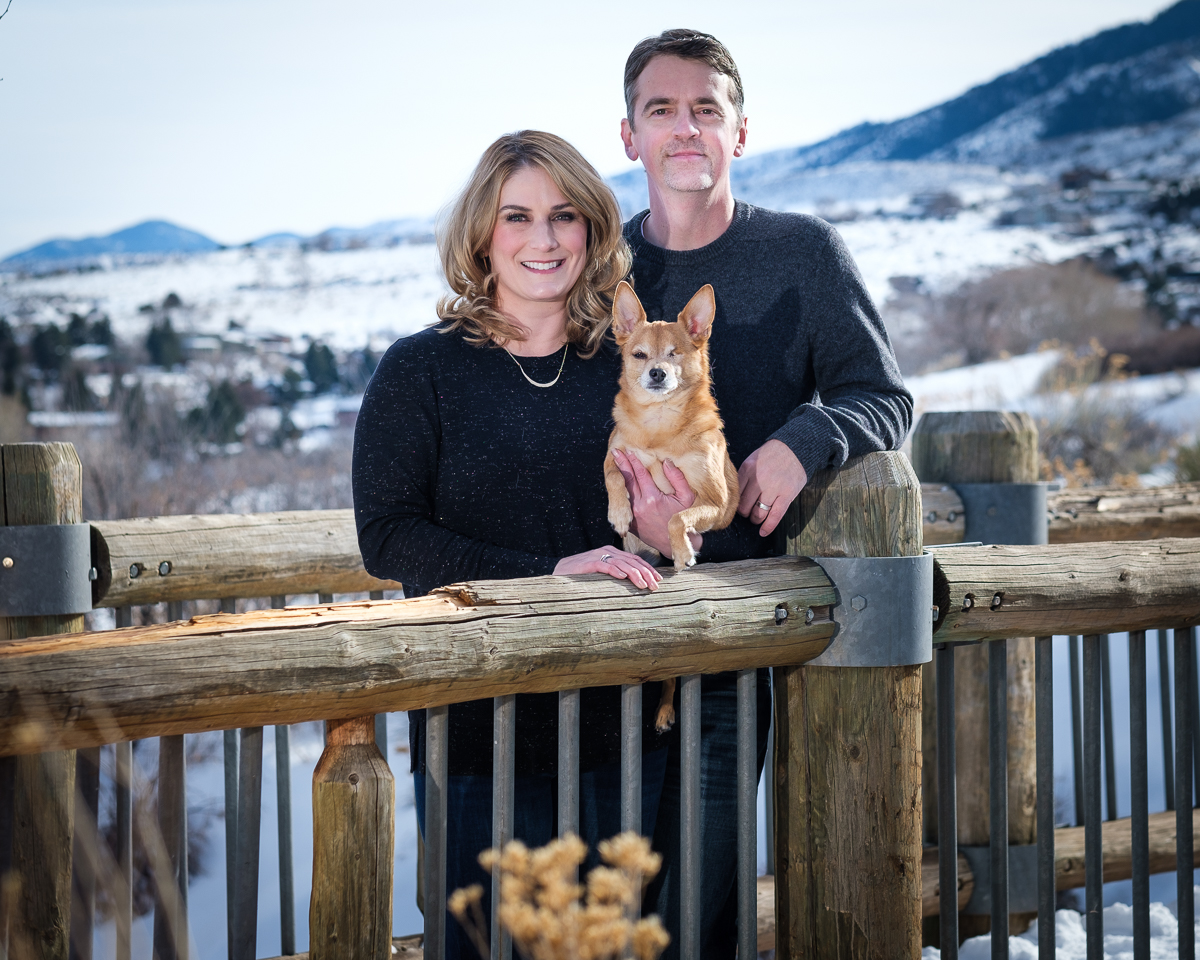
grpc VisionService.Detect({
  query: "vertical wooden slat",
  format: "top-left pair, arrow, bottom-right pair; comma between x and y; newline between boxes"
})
2,442 -> 84,960
309,716 -> 394,960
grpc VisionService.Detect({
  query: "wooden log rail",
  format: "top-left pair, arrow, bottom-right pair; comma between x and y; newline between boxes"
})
0,556 -> 836,756
85,482 -> 1200,608
89,511 -> 401,607
923,480 -> 1200,546
932,538 -> 1200,641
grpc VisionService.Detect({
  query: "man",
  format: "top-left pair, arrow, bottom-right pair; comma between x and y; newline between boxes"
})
611,29 -> 913,959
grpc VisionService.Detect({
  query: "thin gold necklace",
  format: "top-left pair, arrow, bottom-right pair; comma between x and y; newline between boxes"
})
503,343 -> 569,388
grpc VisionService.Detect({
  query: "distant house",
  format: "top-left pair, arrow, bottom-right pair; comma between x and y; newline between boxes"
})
27,410 -> 120,440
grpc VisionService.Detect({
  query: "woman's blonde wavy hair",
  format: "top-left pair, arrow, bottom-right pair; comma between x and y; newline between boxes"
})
436,130 -> 632,359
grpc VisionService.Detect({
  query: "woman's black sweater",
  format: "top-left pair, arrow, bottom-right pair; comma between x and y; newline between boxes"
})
352,325 -> 666,776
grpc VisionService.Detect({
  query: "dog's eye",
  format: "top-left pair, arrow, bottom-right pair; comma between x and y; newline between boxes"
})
632,351 -> 648,360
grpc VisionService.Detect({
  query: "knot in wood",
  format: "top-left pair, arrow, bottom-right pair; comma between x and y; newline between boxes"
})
348,772 -> 360,785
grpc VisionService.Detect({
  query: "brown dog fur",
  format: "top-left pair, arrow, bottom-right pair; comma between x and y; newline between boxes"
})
604,280 -> 739,731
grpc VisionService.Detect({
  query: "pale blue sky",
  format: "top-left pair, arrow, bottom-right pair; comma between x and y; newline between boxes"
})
0,0 -> 1176,256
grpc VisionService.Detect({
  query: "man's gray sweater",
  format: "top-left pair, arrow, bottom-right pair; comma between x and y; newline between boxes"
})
624,200 -> 913,562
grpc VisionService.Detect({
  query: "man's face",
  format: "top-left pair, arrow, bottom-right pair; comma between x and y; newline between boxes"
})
621,55 -> 747,196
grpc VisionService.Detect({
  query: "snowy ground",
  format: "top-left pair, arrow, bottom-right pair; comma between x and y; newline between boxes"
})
0,209 -> 1100,355
905,350 -> 1200,460
923,900 -> 1198,959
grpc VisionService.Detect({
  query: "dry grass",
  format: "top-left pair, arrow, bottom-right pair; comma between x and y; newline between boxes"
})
68,428 -> 354,520
887,259 -> 1154,374
451,833 -> 669,960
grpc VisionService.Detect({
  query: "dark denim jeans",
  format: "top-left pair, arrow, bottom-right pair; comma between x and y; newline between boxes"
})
415,748 -> 668,960
645,668 -> 772,960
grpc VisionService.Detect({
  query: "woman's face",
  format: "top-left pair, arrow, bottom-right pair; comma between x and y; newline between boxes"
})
488,165 -> 588,327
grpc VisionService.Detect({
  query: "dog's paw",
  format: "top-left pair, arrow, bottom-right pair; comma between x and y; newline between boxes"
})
672,552 -> 697,572
655,703 -> 676,733
608,504 -> 633,537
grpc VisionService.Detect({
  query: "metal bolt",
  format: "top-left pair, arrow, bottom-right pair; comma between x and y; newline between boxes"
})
991,593 -> 1003,610
962,594 -> 974,611
158,561 -> 172,576
851,595 -> 868,612
1,557 -> 12,569
805,607 -> 815,625
932,604 -> 940,619
129,564 -> 141,579
89,566 -> 98,581
774,605 -> 788,625
926,511 -> 938,523
947,511 -> 957,522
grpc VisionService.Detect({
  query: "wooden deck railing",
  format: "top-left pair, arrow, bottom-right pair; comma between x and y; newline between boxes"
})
3,435 -> 1200,960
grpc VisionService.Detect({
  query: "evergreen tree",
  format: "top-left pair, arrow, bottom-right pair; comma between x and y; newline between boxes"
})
146,318 -> 183,368
304,341 -> 339,394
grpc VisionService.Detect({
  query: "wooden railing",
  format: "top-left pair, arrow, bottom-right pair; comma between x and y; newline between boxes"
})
3,436 -> 1200,960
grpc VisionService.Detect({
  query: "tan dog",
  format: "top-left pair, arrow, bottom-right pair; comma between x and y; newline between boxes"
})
604,280 -> 739,731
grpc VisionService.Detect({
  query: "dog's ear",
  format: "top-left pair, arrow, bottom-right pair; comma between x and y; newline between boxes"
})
679,284 -> 716,343
611,280 -> 645,344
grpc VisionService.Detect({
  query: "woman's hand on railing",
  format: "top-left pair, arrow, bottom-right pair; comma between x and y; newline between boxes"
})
553,547 -> 663,591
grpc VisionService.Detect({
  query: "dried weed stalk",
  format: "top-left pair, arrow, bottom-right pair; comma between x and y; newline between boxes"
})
449,832 -> 669,960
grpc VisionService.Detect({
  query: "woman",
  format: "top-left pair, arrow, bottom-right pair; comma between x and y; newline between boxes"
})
352,130 -> 670,959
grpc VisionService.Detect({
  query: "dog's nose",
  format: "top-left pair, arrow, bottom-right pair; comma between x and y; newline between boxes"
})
649,367 -> 666,383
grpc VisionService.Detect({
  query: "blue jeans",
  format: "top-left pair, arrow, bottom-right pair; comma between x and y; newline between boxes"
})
415,749 -> 668,960
645,669 -> 772,960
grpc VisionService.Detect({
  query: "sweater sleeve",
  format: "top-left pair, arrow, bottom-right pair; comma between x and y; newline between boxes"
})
769,225 -> 913,474
351,340 -> 559,594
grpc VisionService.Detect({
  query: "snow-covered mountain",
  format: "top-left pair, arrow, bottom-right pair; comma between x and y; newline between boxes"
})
2,220 -> 222,268
610,0 -> 1200,212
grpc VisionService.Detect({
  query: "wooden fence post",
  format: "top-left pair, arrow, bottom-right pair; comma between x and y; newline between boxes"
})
774,451 -> 924,958
911,411 -> 1040,939
309,716 -> 394,960
1,443 -> 85,960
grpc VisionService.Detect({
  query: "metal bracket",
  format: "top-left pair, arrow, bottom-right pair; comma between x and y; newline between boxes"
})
953,482 -> 1049,546
959,844 -> 1039,914
0,524 -> 94,617
806,553 -> 934,667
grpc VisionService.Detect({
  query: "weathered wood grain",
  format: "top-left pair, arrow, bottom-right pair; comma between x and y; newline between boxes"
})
911,411 -> 1039,485
777,451 -> 924,960
933,539 -> 1200,642
90,511 -> 401,607
1048,482 -> 1200,543
0,557 -> 835,755
309,717 -> 394,960
1052,807 -> 1200,889
2,443 -> 84,960
921,484 -> 967,545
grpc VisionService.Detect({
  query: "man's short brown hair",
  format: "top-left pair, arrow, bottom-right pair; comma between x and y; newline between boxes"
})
623,29 -> 745,126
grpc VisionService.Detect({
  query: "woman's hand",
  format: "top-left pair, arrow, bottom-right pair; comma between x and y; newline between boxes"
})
554,547 -> 663,591
611,449 -> 700,560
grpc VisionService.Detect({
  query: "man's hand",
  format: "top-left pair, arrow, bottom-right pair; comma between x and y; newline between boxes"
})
737,439 -> 808,537
612,449 -> 699,559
